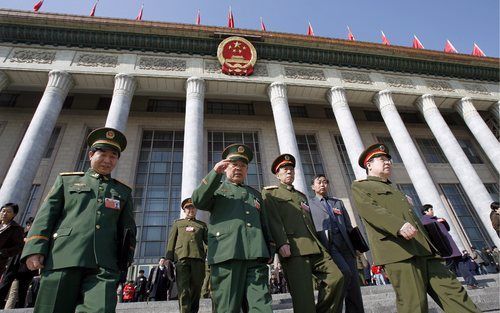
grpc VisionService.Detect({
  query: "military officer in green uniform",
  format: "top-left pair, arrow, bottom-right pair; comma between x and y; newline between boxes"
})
21,127 -> 137,313
351,143 -> 479,313
166,198 -> 208,313
262,154 -> 344,313
192,143 -> 273,313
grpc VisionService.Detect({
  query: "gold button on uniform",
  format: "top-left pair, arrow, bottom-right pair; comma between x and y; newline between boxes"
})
97,199 -> 103,203
245,211 -> 250,215
96,225 -> 101,230
216,232 -> 220,236
53,233 -> 58,238
246,223 -> 251,227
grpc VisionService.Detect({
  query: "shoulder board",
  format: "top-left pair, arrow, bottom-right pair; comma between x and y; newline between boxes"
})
263,185 -> 278,190
354,179 -> 368,182
60,172 -> 84,176
114,178 -> 132,190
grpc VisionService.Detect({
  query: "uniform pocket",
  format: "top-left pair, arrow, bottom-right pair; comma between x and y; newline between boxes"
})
53,227 -> 72,239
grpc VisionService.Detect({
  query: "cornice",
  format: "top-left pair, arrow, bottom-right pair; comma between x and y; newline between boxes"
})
0,9 -> 498,82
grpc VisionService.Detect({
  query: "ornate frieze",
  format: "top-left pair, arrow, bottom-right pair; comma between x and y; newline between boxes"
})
384,76 -> 415,89
341,71 -> 373,84
204,60 -> 267,76
284,67 -> 325,81
9,49 -> 56,64
137,57 -> 186,71
76,54 -> 118,68
461,83 -> 490,95
252,64 -> 268,77
204,61 -> 221,74
425,79 -> 454,92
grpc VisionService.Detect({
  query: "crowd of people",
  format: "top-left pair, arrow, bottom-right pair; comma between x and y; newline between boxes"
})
0,127 -> 498,313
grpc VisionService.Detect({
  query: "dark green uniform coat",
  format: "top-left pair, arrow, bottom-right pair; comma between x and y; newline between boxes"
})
262,183 -> 344,313
21,169 -> 136,313
352,176 -> 479,313
166,218 -> 207,313
192,169 -> 272,313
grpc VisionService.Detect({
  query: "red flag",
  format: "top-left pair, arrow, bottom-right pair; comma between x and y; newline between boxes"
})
33,0 -> 43,12
307,22 -> 314,36
444,40 -> 458,54
381,31 -> 390,45
228,7 -> 234,28
196,9 -> 201,25
412,35 -> 425,49
260,17 -> 266,31
472,43 -> 486,57
347,26 -> 355,41
89,1 -> 98,17
136,4 -> 143,21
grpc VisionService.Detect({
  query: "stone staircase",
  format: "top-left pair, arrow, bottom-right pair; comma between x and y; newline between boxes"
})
4,274 -> 499,312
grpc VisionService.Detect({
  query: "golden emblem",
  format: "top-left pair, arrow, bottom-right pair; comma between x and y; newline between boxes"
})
106,131 -> 115,139
217,36 -> 257,76
237,146 -> 245,153
284,155 -> 290,160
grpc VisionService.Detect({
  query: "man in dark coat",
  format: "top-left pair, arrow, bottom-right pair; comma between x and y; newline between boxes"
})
147,257 -> 172,301
134,270 -> 148,302
420,204 -> 462,274
309,174 -> 364,313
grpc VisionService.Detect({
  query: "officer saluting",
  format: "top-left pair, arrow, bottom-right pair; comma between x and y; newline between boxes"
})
351,143 -> 479,313
21,127 -> 136,313
166,198 -> 208,313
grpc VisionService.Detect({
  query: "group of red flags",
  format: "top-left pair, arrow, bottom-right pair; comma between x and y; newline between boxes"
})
32,1 -> 488,57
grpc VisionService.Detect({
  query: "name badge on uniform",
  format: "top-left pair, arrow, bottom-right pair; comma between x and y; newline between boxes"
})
185,226 -> 195,232
254,199 -> 261,211
300,202 -> 310,212
105,198 -> 121,210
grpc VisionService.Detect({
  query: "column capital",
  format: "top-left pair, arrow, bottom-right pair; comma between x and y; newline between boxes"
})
415,94 -> 437,113
327,86 -> 347,106
373,89 -> 394,111
114,73 -> 136,93
0,71 -> 9,91
267,82 -> 287,101
454,97 -> 476,118
186,76 -> 205,95
47,70 -> 73,93
490,101 -> 500,122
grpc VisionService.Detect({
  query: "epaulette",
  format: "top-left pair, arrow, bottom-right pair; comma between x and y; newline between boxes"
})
114,178 -> 132,190
60,172 -> 84,176
354,179 -> 368,182
263,185 -> 278,190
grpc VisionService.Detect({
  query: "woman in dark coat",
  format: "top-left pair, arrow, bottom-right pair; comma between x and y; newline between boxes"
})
0,203 -> 24,278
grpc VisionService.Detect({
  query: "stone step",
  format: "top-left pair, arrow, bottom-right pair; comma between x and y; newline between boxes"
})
4,274 -> 499,313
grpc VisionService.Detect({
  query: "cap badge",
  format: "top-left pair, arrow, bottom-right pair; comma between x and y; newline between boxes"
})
106,131 -> 115,139
237,146 -> 245,153
284,155 -> 290,160
379,145 -> 385,151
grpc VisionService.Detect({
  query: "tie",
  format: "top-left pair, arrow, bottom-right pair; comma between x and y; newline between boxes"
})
322,197 -> 336,222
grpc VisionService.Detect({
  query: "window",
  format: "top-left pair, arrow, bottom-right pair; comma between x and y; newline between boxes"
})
289,106 -> 308,118
400,112 -> 423,124
415,138 -> 448,163
376,136 -> 403,163
206,102 -> 254,115
442,112 -> 465,127
62,96 -> 74,109
325,108 -> 335,120
0,93 -> 18,107
364,110 -> 384,122
134,130 -> 184,263
74,129 -> 93,172
147,99 -> 185,113
396,184 -> 422,216
43,127 -> 61,159
484,183 -> 499,201
296,134 -> 326,195
96,97 -> 111,110
480,111 -> 498,139
20,184 -> 40,225
333,135 -> 356,186
457,139 -> 483,164
440,184 -> 492,248
207,131 -> 264,190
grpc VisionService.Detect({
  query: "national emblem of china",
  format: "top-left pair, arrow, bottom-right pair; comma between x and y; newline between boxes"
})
217,36 -> 257,76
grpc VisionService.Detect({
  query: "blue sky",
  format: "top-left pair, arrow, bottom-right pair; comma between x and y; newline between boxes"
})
1,0 -> 499,57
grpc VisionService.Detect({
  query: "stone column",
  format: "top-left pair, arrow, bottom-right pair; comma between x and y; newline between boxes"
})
416,94 -> 498,246
181,77 -> 205,219
490,101 -> 500,124
267,82 -> 307,194
105,74 -> 137,132
327,87 -> 366,180
454,97 -> 500,173
0,70 -> 73,211
0,71 -> 9,91
373,90 -> 464,249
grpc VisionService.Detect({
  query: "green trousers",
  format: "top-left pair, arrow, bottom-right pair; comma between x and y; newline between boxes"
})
384,256 -> 480,313
281,250 -> 344,313
34,267 -> 120,313
210,260 -> 272,313
176,258 -> 205,313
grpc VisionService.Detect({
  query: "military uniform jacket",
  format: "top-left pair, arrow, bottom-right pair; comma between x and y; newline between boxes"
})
21,169 -> 137,271
351,176 -> 433,265
165,218 -> 208,262
192,170 -> 271,265
262,183 -> 323,257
